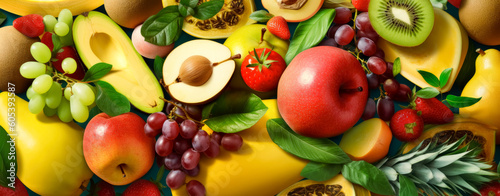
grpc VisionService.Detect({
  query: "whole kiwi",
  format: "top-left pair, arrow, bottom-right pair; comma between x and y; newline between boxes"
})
459,0 -> 500,46
104,0 -> 164,29
0,26 -> 40,93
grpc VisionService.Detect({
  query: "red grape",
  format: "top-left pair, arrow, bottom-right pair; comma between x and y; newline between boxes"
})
221,133 -> 243,151
318,38 -> 338,47
357,37 -> 377,56
186,180 -> 206,196
382,62 -> 394,79
211,132 -> 224,145
362,98 -> 376,120
164,152 -> 182,170
333,7 -> 352,24
181,148 -> 200,170
156,135 -> 174,157
373,49 -> 385,59
174,108 -> 186,124
377,96 -> 395,121
367,56 -> 387,75
203,138 -> 220,158
185,104 -> 202,121
335,24 -> 355,45
163,119 -> 180,140
180,120 -> 198,139
147,112 -> 167,131
192,130 -> 210,152
355,12 -> 374,32
144,123 -> 161,138
327,24 -> 342,38
383,78 -> 400,95
366,73 -> 379,90
388,83 -> 412,102
166,170 -> 186,189
183,164 -> 200,177
357,30 -> 379,42
174,136 -> 192,154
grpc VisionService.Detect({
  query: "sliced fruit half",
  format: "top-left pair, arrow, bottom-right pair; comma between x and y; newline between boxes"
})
378,8 -> 468,93
368,0 -> 434,47
262,0 -> 324,22
163,39 -> 235,105
73,11 -> 165,114
0,0 -> 103,16
163,0 -> 256,39
277,174 -> 355,196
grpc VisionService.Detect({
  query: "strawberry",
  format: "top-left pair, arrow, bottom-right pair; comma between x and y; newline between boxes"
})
241,48 -> 286,92
414,97 -> 454,124
390,109 -> 424,142
95,181 -> 115,196
448,0 -> 462,8
352,0 -> 370,12
267,16 -> 290,40
52,46 -> 86,80
472,181 -> 500,196
13,14 -> 45,38
122,179 -> 161,196
0,178 -> 29,196
41,32 -> 54,51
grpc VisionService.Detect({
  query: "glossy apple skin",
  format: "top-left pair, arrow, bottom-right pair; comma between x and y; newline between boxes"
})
277,46 -> 368,138
83,112 -> 156,185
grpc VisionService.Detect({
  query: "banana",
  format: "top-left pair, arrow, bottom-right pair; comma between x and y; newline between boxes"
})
0,92 -> 94,196
0,0 -> 103,16
172,99 -> 308,196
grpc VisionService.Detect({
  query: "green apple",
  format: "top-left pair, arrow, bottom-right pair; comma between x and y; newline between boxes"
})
223,24 -> 289,98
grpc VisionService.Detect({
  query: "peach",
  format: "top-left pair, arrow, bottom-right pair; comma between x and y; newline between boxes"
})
132,24 -> 174,59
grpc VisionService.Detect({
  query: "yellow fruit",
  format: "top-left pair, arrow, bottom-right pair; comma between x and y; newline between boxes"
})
459,0 -> 500,46
0,0 -> 103,16
262,0 -> 324,22
461,49 -> 500,144
277,174 -> 355,196
339,118 -> 392,163
0,92 -> 94,196
163,0 -> 256,39
378,8 -> 468,93
171,99 -> 308,196
354,184 -> 371,196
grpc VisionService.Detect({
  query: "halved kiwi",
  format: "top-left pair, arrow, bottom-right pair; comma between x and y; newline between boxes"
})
368,0 -> 434,47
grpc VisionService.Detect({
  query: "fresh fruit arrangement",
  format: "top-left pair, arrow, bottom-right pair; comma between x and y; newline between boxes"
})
1,0 -> 500,195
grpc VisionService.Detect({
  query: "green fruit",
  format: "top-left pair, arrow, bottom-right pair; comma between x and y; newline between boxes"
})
368,0 -> 434,47
73,11 -> 164,113
223,24 -> 289,98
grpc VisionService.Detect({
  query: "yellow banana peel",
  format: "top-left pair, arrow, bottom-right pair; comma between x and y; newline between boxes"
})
172,99 -> 308,196
0,92 -> 94,196
0,0 -> 103,16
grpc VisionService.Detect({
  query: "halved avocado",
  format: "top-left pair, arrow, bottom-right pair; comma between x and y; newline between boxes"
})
73,11 -> 164,114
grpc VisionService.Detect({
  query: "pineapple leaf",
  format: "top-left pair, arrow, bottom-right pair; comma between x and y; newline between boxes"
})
428,151 -> 469,168
440,161 -> 480,176
447,176 -> 480,194
381,166 -> 398,181
428,167 -> 446,184
412,164 -> 433,183
394,162 -> 412,175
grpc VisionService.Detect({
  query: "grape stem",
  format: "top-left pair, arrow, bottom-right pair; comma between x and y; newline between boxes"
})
159,97 -> 205,126
352,9 -> 359,44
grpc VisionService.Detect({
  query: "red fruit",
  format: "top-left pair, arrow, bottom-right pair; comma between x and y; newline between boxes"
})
448,0 -> 462,8
95,181 -> 116,196
387,83 -> 411,102
352,0 -> 370,12
52,46 -> 86,80
41,32 -> 54,51
390,109 -> 424,142
472,181 -> 500,196
267,16 -> 290,40
241,48 -> 286,92
122,179 -> 161,196
13,14 -> 45,38
0,178 -> 29,196
415,97 -> 454,124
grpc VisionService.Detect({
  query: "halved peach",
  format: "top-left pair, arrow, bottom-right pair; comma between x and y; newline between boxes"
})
262,0 -> 324,22
339,118 -> 392,163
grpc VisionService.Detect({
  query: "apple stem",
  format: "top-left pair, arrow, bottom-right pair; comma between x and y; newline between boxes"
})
341,86 -> 363,93
259,28 -> 266,44
119,164 -> 126,178
476,48 -> 485,56
212,54 -> 242,66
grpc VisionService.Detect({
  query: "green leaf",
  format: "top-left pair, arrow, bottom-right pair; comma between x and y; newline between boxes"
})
249,10 -> 274,23
202,91 -> 268,133
399,174 -> 418,196
393,57 -> 401,77
266,118 -> 351,164
417,70 -> 440,88
300,162 -> 342,181
154,56 -> 165,80
439,68 -> 453,89
0,11 -> 6,25
284,9 -> 336,64
178,4 -> 189,17
82,63 -> 112,82
446,95 -> 482,108
141,5 -> 183,46
342,161 -> 395,195
0,125 -> 16,190
180,0 -> 198,8
88,106 -> 102,120
192,0 -> 224,20
416,87 -> 440,99
430,0 -> 448,10
52,33 -> 62,54
94,81 -> 131,117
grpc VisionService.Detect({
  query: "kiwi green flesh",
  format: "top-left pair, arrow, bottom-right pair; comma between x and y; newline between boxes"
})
368,0 -> 434,47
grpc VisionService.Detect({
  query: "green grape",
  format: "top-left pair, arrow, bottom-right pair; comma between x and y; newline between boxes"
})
72,83 -> 95,106
64,87 -> 72,101
58,9 -> 73,27
57,98 -> 73,123
70,95 -> 89,123
20,61 -> 47,79
46,65 -> 54,75
32,74 -> 53,94
28,94 -> 46,114
62,57 -> 77,74
26,86 -> 36,100
45,82 -> 62,109
43,105 -> 58,117
43,15 -> 57,32
54,22 -> 69,37
30,42 -> 52,63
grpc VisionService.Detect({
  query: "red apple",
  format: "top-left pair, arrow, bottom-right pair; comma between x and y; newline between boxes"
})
83,112 -> 156,185
52,46 -> 86,80
277,46 -> 368,138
